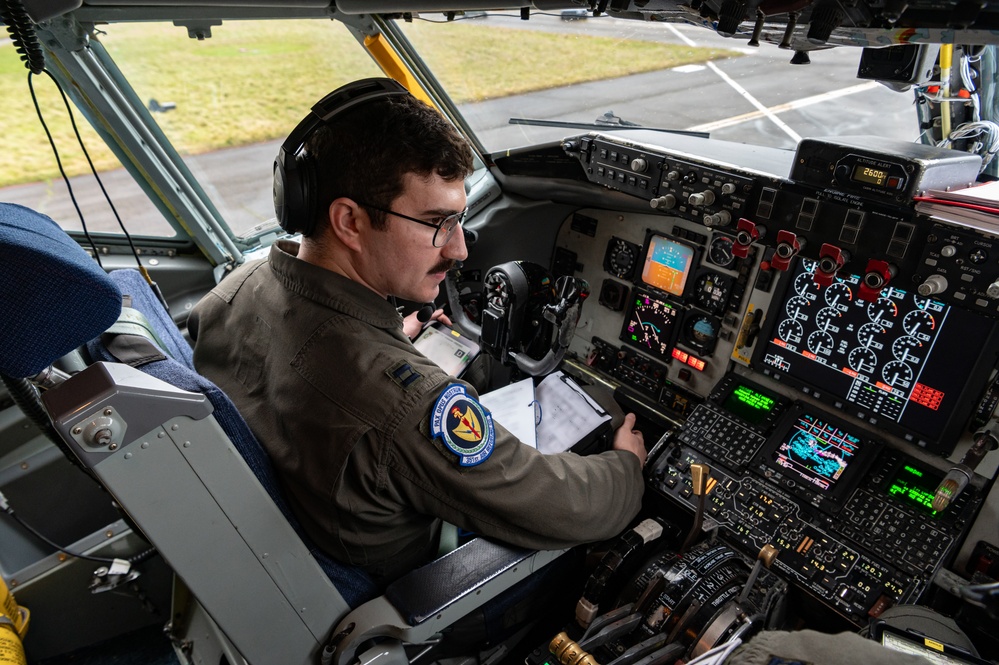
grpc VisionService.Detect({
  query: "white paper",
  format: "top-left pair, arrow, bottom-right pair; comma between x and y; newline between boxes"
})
534,372 -> 611,455
479,378 -> 538,449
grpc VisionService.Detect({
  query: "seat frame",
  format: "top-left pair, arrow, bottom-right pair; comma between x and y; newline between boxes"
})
42,361 -> 563,664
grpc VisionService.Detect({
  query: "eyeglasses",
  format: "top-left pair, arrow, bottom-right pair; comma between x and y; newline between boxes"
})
357,201 -> 467,247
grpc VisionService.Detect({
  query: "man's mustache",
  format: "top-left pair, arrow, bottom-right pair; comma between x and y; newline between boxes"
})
429,259 -> 457,274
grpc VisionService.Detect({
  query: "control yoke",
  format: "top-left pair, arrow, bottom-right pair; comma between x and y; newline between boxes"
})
445,262 -> 588,376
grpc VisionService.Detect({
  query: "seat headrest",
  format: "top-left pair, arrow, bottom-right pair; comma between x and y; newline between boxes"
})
0,203 -> 122,378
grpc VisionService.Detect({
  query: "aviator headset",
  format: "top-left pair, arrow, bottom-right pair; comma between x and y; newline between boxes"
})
273,77 -> 411,235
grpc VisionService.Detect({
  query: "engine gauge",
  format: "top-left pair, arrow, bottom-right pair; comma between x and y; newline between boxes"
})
807,330 -> 835,357
892,335 -> 923,362
707,234 -> 736,268
603,237 -> 641,280
794,271 -> 821,298
778,319 -> 803,345
857,321 -> 885,347
823,282 -> 852,312
847,346 -> 878,374
903,309 -> 935,341
866,297 -> 897,324
785,295 -> 812,321
680,310 -> 720,355
814,306 -> 842,331
882,360 -> 914,389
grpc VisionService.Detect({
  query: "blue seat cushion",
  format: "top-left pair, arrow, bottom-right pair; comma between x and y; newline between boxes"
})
0,203 -> 121,378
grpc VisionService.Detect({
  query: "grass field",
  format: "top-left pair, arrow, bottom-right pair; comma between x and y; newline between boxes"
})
0,18 -> 738,186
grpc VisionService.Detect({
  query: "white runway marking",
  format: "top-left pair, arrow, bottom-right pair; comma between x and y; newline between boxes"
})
666,22 -> 807,142
687,82 -> 881,132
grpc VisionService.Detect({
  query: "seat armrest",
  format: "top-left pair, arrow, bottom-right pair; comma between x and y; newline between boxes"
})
329,540 -> 566,665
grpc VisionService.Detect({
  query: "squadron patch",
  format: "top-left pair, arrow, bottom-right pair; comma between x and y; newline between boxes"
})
430,384 -> 495,467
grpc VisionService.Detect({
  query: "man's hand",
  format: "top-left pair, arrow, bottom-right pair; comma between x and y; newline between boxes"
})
403,308 -> 453,340
613,412 -> 647,468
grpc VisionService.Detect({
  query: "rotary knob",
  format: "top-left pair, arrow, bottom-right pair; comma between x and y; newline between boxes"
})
688,190 -> 716,206
631,157 -> 648,173
651,194 -> 677,211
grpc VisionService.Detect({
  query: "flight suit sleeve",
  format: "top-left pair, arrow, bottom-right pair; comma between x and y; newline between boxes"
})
384,387 -> 645,551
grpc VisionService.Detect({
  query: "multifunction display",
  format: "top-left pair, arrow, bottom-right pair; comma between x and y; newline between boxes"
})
757,258 -> 994,447
620,288 -> 681,361
772,413 -> 862,494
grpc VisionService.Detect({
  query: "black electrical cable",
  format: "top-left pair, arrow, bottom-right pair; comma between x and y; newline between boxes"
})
27,71 -> 103,267
40,69 -> 147,273
1,495 -> 156,565
0,0 -> 45,74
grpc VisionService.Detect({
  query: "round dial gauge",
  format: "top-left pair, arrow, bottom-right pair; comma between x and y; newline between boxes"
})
683,313 -> 720,354
794,271 -> 821,297
867,297 -> 898,323
857,321 -> 884,347
848,347 -> 878,374
778,319 -> 803,344
785,295 -> 812,320
707,235 -> 736,268
807,330 -> 835,356
603,238 -> 639,279
892,335 -> 923,362
814,306 -> 841,331
882,360 -> 914,388
823,282 -> 853,311
903,309 -> 935,341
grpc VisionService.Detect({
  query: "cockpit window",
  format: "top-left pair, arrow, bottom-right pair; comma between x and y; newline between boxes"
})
1,49 -> 176,237
96,19 -> 384,239
1,19 -> 384,240
396,11 -> 920,153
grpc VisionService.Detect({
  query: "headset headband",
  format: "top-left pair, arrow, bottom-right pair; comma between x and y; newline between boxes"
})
274,78 -> 412,234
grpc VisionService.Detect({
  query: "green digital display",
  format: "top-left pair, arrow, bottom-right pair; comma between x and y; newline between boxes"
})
722,384 -> 776,425
886,463 -> 942,517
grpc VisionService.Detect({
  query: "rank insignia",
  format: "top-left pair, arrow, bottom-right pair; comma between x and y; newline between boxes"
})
430,384 -> 495,467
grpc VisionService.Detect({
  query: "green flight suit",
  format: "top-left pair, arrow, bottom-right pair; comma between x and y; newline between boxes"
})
192,240 -> 643,583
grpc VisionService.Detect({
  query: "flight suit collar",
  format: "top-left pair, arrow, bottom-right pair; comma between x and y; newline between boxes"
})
269,239 -> 403,330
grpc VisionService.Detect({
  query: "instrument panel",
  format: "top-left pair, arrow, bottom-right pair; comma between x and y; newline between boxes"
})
549,131 -> 996,630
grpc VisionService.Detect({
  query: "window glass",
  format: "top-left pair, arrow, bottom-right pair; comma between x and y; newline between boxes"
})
1,19 -> 384,239
397,12 -> 918,153
0,46 -> 175,236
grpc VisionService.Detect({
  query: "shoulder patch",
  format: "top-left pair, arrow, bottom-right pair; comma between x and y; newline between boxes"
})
386,360 -> 423,390
430,384 -> 495,467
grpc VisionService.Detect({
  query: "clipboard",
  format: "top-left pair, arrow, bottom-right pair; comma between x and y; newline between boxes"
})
534,371 -> 612,455
479,378 -> 539,449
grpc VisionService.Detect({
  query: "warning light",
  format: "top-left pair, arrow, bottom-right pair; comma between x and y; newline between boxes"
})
672,348 -> 705,371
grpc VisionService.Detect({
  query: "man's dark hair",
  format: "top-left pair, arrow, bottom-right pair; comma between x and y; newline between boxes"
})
303,93 -> 474,235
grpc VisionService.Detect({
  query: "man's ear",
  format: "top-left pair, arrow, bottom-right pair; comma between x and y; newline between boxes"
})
328,198 -> 366,253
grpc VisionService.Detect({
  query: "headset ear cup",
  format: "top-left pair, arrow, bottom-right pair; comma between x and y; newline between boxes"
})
298,151 -> 317,235
273,147 -> 315,235
273,150 -> 291,231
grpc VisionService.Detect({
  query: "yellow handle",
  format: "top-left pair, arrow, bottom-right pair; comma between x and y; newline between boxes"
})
0,578 -> 27,665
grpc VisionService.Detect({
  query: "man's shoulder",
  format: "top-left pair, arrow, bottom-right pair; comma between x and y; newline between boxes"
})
205,257 -> 271,305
